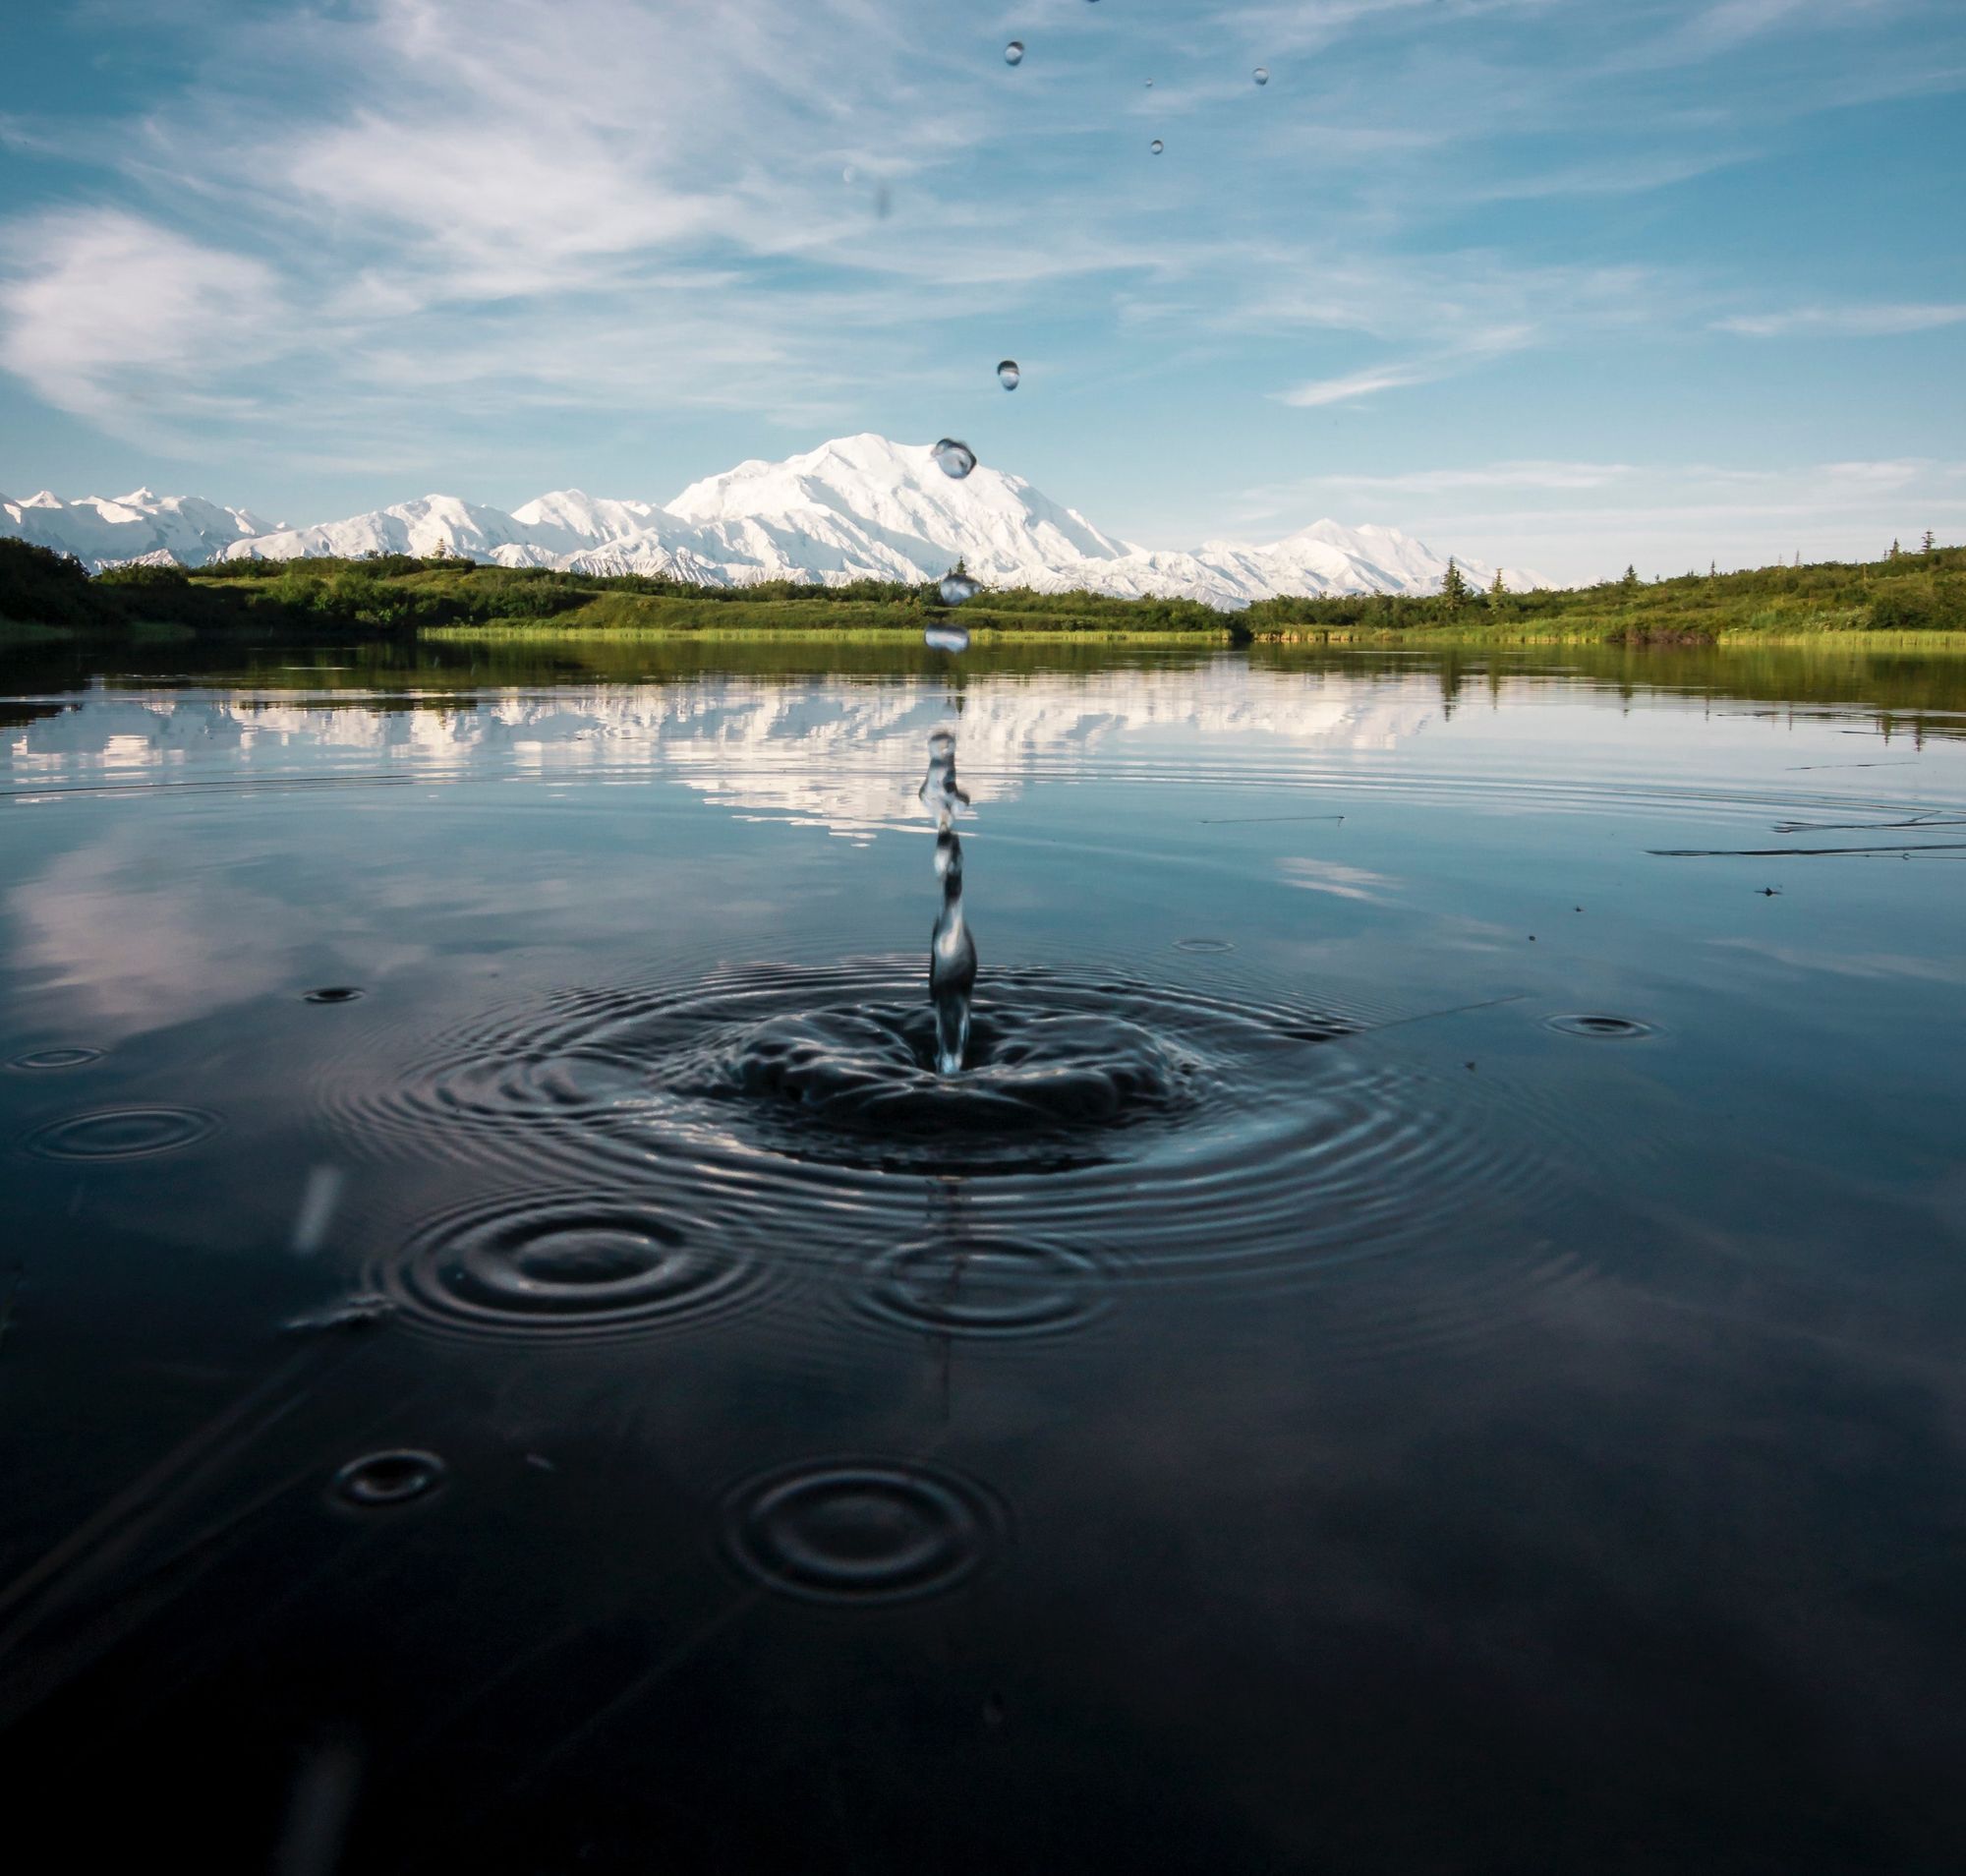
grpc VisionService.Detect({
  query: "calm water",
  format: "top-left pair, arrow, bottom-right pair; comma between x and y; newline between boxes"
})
4,640 -> 1965,1872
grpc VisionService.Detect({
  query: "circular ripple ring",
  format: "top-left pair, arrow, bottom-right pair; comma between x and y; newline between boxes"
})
723,1458 -> 1006,1605
26,1106 -> 220,1160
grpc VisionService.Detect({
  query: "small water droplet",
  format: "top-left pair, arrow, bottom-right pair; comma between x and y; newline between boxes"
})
1004,39 -> 1023,65
1149,139 -> 1164,154
924,626 -> 970,654
997,358 -> 1020,390
841,163 -> 857,184
939,572 -> 980,606
1253,66 -> 1269,86
333,1449 -> 445,1508
931,438 -> 977,479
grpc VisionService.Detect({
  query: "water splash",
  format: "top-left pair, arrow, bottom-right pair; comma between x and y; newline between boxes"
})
919,730 -> 977,1075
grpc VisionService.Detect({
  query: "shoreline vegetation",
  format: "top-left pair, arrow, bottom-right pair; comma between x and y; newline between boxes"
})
2,535 -> 1962,648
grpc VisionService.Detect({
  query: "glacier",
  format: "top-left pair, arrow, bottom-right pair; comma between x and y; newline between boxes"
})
2,435 -> 1542,605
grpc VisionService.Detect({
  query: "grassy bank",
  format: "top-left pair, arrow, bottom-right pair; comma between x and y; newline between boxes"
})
2,533 -> 1961,646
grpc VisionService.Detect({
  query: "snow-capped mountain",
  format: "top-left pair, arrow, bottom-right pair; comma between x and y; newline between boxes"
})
0,488 -> 274,569
2,436 -> 1541,603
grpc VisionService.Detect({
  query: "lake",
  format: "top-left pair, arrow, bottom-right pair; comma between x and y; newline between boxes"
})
4,637 -> 1964,1872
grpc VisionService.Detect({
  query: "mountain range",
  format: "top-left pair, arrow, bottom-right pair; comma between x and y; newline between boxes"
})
1,435 -> 1540,607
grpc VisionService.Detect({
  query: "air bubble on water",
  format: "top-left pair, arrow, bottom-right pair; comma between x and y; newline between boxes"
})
1004,40 -> 1024,65
939,572 -> 980,606
932,439 -> 977,479
1254,66 -> 1269,86
1150,140 -> 1164,154
997,358 -> 1020,390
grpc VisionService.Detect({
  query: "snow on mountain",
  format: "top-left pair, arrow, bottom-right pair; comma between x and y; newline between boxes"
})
2,438 -> 1542,603
211,493 -> 538,565
0,488 -> 274,571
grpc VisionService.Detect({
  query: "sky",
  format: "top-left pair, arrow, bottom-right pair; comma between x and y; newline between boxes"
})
1,0 -> 1963,584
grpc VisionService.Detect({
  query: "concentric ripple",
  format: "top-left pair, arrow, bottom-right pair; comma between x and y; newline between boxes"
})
372,1192 -> 775,1345
1544,1014 -> 1656,1040
722,1458 -> 1005,1604
854,1238 -> 1111,1340
25,1106 -> 220,1160
323,958 -> 1564,1319
7,1046 -> 103,1071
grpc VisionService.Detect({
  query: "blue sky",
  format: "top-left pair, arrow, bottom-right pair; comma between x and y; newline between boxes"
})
2,0 -> 1963,582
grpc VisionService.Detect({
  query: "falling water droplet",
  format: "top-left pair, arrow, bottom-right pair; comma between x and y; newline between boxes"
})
931,439 -> 977,479
939,572 -> 980,606
997,358 -> 1020,390
1149,139 -> 1164,155
924,625 -> 971,654
1253,66 -> 1269,86
1004,40 -> 1024,65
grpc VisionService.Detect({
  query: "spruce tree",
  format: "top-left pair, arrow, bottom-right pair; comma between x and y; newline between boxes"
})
1621,563 -> 1639,591
1924,530 -> 1937,554
1440,558 -> 1470,605
1488,569 -> 1505,598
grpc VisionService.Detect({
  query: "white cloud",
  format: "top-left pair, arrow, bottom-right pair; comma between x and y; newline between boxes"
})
0,208 -> 282,438
1714,303 -> 1966,337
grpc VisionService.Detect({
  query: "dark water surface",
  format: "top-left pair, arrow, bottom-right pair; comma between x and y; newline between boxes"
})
4,640 -> 1965,1872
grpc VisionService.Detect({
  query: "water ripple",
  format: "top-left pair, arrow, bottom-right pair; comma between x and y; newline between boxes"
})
721,1457 -> 1006,1604
25,1106 -> 220,1161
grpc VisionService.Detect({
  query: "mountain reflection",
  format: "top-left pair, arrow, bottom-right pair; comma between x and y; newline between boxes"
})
3,669 -> 1437,837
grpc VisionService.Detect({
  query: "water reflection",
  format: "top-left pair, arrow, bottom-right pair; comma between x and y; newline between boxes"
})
3,642 -> 1965,1872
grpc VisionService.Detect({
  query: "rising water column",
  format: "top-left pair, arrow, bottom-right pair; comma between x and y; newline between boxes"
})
918,729 -> 976,1074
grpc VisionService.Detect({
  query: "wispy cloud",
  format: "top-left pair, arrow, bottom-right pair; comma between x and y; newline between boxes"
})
1277,323 -> 1535,408
1714,303 -> 1966,337
0,208 -> 282,440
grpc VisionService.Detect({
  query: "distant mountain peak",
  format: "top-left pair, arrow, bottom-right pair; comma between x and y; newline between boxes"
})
2,436 -> 1542,601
